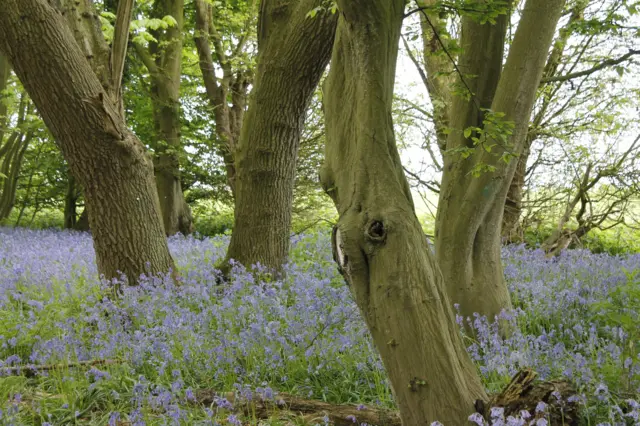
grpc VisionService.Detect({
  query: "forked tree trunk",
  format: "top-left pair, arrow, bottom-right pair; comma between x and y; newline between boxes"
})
435,0 -> 565,323
0,0 -> 175,282
223,0 -> 337,271
321,1 -> 487,423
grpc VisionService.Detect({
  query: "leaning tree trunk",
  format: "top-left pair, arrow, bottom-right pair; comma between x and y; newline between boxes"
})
222,0 -> 337,271
321,1 -> 487,424
435,0 -> 565,324
0,0 -> 175,282
501,3 -> 587,243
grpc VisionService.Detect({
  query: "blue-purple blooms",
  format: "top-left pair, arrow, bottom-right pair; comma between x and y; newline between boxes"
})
0,227 -> 639,424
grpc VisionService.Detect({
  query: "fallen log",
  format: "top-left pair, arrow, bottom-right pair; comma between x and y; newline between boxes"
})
195,389 -> 401,426
194,369 -> 579,425
0,359 -> 121,377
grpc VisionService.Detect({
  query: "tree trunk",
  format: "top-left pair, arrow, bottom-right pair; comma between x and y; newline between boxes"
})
193,0 -> 252,198
0,92 -> 33,222
75,208 -> 90,232
321,1 -> 487,424
135,0 -> 193,236
501,139 -> 529,244
222,0 -> 337,271
0,0 -> 175,282
64,173 -> 78,229
435,0 -> 565,323
501,3 -> 587,242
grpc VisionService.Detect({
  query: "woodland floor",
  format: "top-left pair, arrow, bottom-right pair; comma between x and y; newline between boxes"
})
0,227 -> 639,425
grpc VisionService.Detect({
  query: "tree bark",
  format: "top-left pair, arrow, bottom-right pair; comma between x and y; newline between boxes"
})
222,0 -> 337,272
64,173 -> 78,229
135,0 -> 193,236
194,0 -> 252,198
0,0 -> 175,282
501,2 -> 587,242
435,0 -> 565,323
321,1 -> 487,424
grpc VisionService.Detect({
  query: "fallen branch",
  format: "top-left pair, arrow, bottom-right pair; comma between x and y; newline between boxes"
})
0,359 -> 121,377
194,369 -> 578,425
195,390 -> 401,426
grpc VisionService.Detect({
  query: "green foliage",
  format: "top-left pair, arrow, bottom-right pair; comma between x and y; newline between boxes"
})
591,269 -> 640,373
191,201 -> 235,236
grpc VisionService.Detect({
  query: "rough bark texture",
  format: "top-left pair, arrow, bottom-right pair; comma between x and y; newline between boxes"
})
321,1 -> 488,424
435,0 -> 565,323
194,0 -> 252,197
0,0 -> 175,282
135,0 -> 193,236
223,0 -> 337,271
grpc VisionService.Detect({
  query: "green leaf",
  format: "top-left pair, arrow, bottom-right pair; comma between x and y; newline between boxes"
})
463,127 -> 472,139
162,15 -> 178,27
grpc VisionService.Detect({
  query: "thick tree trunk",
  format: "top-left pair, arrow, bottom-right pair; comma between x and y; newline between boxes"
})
0,0 -> 175,282
435,0 -> 565,323
321,1 -> 487,424
222,0 -> 337,271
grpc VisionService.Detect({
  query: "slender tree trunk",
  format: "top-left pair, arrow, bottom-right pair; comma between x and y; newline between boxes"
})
321,1 -> 487,424
501,3 -> 587,242
222,0 -> 337,271
64,173 -> 78,229
435,0 -> 565,323
501,138 -> 529,243
0,92 -> 33,221
194,0 -> 252,198
0,0 -> 175,282
134,0 -> 193,236
75,208 -> 90,232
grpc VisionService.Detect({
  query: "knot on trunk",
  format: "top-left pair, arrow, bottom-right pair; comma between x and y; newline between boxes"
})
365,220 -> 386,243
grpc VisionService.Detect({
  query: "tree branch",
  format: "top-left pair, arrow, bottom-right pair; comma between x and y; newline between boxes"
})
541,49 -> 640,83
133,41 -> 159,77
110,0 -> 135,106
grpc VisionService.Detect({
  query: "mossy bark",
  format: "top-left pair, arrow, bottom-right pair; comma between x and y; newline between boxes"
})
0,0 -> 175,282
321,1 -> 487,423
223,0 -> 337,271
